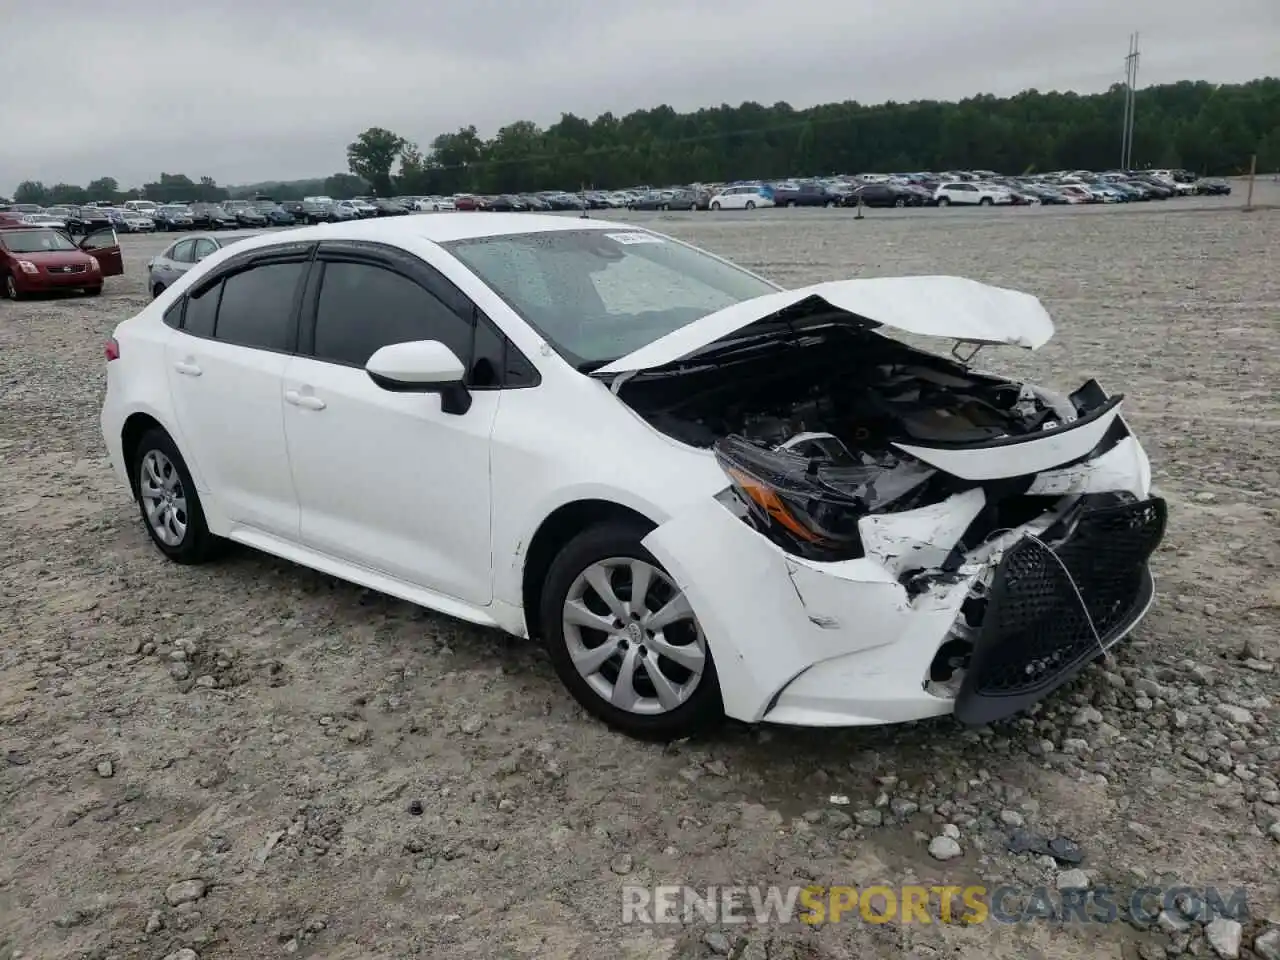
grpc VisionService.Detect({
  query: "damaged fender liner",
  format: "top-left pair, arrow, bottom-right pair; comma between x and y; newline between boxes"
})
954,496 -> 1167,725
893,394 -> 1125,481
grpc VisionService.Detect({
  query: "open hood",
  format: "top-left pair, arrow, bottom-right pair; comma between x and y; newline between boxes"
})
593,275 -> 1054,376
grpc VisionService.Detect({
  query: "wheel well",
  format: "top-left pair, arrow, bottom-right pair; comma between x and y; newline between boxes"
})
120,413 -> 165,493
521,500 -> 656,640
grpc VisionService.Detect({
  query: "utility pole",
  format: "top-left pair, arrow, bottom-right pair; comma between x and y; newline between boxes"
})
1120,33 -> 1141,170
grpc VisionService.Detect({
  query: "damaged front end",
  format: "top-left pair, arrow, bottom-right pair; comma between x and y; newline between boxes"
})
615,289 -> 1166,727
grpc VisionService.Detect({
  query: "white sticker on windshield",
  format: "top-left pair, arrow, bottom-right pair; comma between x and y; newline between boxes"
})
605,232 -> 664,245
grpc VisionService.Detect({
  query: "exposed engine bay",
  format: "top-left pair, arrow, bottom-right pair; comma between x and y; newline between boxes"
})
614,322 -> 1113,563
621,324 -> 1071,444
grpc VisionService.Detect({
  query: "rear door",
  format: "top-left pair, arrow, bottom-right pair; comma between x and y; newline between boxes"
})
163,239 -> 196,283
163,245 -> 312,537
80,228 -> 123,276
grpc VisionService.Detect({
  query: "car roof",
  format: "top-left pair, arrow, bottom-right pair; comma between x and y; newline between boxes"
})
213,213 -> 623,254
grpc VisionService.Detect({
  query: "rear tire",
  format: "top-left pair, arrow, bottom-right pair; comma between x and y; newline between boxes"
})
540,521 -> 723,741
131,428 -> 221,565
85,286 -> 103,296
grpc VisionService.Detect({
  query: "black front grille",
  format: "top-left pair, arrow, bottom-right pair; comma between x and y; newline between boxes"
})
955,496 -> 1166,724
48,264 -> 87,274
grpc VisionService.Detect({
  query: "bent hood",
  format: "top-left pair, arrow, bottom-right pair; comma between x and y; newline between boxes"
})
593,275 -> 1054,376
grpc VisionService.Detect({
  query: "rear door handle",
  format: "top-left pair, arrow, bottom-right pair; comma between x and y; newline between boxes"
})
173,360 -> 202,376
285,389 -> 326,411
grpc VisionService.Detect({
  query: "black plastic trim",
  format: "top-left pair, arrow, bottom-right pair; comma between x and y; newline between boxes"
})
954,496 -> 1166,725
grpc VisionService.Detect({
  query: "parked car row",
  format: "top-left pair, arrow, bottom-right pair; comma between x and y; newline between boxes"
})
373,168 -> 1229,215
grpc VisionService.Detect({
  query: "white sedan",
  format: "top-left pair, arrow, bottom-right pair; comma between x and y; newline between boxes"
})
100,215 -> 1165,739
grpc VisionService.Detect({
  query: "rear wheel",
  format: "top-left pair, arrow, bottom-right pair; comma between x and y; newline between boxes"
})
894,197 -> 906,207
131,428 -> 220,564
540,522 -> 722,740
85,286 -> 103,296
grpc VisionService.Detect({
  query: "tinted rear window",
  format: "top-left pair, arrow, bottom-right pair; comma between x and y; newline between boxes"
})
213,262 -> 305,351
184,283 -> 220,338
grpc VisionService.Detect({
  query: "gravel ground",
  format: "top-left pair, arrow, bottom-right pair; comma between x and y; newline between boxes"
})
1,186 -> 1278,960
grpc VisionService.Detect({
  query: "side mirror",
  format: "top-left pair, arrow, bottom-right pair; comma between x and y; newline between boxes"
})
365,340 -> 471,414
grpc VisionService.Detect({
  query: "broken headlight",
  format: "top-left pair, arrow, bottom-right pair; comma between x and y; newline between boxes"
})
713,434 -> 869,561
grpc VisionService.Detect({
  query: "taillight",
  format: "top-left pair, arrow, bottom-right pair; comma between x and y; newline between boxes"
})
105,337 -> 120,361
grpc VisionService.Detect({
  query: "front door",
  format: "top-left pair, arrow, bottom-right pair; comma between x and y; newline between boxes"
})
281,251 -> 497,604
80,228 -> 124,276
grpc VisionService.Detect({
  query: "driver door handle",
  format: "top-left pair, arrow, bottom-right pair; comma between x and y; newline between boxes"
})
173,360 -> 202,377
285,389 -> 326,411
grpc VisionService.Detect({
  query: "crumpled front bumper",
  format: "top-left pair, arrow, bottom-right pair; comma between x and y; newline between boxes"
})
642,428 -> 1162,729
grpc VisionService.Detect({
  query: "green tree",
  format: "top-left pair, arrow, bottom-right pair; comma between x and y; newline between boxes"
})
13,181 -> 50,205
347,127 -> 406,197
85,177 -> 119,201
323,173 -> 366,199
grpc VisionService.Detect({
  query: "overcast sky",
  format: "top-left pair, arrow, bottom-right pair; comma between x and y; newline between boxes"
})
2,0 -> 1276,191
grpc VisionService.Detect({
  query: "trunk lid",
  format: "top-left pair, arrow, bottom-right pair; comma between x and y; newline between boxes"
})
592,276 -> 1054,376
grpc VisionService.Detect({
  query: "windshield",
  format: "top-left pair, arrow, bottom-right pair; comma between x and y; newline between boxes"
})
445,228 -> 778,367
1,229 -> 77,253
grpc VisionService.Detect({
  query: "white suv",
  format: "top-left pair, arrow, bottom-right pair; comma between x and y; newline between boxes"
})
934,182 -> 1012,207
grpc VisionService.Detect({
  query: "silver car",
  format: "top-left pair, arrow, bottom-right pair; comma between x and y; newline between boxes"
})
145,233 -> 257,298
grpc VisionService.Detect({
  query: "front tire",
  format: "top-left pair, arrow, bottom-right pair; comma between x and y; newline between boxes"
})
4,273 -> 20,300
711,202 -> 720,211
937,196 -> 951,206
745,200 -> 756,210
540,522 -> 722,740
132,429 -> 220,564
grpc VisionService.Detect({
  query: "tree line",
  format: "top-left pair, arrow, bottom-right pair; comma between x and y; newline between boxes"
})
356,78 -> 1279,196
11,78 -> 1278,205
10,172 -> 369,208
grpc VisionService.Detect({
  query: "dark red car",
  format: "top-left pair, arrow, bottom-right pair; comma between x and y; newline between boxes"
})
0,224 -> 124,299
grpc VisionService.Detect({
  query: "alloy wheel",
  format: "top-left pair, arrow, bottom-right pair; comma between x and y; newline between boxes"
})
561,557 -> 706,716
138,449 -> 188,547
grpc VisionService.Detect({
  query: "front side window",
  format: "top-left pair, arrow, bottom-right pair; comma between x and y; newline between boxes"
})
311,261 -> 471,368
192,238 -> 218,260
170,240 -> 195,263
445,229 -> 777,367
213,261 -> 305,351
